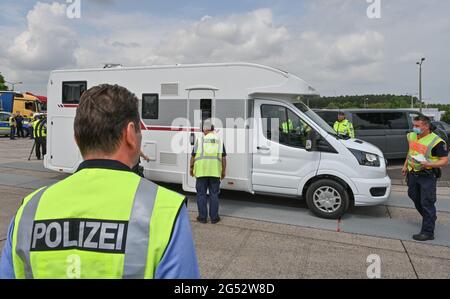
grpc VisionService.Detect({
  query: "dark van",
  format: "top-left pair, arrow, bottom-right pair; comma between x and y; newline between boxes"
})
314,109 -> 425,159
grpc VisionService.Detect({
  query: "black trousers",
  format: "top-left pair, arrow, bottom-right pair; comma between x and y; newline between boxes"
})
407,172 -> 438,235
35,137 -> 47,159
16,124 -> 24,138
10,126 -> 16,139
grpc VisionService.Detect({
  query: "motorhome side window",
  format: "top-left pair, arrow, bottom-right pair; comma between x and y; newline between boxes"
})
142,94 -> 159,119
261,105 -> 310,148
62,81 -> 87,104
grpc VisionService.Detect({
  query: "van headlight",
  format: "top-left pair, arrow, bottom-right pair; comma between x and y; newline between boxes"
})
349,149 -> 380,167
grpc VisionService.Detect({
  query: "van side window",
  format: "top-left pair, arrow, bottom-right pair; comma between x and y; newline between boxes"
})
353,113 -> 387,130
142,94 -> 159,119
62,81 -> 87,104
261,105 -> 310,148
384,112 -> 409,129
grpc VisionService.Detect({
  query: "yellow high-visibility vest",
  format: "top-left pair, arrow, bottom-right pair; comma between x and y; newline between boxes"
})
333,119 -> 355,138
12,167 -> 185,278
407,132 -> 443,172
193,132 -> 223,178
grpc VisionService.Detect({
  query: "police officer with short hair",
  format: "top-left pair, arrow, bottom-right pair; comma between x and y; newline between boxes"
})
0,84 -> 199,279
402,115 -> 448,241
190,120 -> 226,224
333,111 -> 355,138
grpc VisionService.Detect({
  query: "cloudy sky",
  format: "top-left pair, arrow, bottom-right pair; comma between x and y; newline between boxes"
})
0,0 -> 449,103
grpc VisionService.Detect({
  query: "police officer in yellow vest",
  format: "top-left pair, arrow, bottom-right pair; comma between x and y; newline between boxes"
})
32,115 -> 47,160
333,112 -> 355,138
0,84 -> 199,279
282,119 -> 294,134
9,113 -> 17,140
402,115 -> 448,241
190,120 -> 226,224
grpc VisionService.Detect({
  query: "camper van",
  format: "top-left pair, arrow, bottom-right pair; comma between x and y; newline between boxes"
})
45,63 -> 391,219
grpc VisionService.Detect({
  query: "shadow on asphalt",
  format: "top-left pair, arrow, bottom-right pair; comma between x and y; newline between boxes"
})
157,182 -> 389,219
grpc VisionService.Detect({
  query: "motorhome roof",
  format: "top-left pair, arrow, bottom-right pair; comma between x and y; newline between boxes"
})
51,62 -> 290,76
315,108 -> 420,112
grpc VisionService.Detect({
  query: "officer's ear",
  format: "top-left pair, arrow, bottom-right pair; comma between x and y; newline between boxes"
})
124,122 -> 141,150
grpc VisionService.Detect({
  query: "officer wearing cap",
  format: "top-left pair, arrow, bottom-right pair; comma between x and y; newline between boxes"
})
0,84 -> 199,279
402,115 -> 448,241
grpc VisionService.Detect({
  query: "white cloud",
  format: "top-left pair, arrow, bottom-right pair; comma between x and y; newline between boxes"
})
1,1 -> 449,102
6,2 -> 78,71
150,9 -> 290,64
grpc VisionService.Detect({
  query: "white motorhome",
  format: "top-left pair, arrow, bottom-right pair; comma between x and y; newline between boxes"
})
45,63 -> 391,218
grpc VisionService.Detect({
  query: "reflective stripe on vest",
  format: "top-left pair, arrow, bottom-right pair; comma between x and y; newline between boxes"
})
33,119 -> 46,138
15,187 -> 48,279
193,133 -> 222,178
407,132 -> 443,172
12,170 -> 185,279
122,178 -> 157,278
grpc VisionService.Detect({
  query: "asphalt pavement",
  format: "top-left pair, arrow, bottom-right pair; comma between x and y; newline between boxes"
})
1,137 -> 450,279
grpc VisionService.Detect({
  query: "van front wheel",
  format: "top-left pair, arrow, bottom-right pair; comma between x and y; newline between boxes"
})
306,179 -> 349,219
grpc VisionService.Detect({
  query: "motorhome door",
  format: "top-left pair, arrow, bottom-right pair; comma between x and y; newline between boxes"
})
185,87 -> 218,190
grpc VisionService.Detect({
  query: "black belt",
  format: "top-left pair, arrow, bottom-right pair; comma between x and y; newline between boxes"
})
409,170 -> 435,177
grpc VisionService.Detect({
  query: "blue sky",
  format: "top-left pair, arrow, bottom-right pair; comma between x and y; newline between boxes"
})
1,0 -> 449,104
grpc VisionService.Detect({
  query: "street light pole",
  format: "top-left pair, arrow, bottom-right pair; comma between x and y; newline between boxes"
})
416,58 -> 425,113
5,81 -> 23,91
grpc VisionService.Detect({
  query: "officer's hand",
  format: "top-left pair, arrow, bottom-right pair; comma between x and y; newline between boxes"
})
190,168 -> 194,177
402,166 -> 408,176
420,161 -> 432,169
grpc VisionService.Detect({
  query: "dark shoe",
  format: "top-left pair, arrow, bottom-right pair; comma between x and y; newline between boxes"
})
211,217 -> 221,224
196,216 -> 207,224
413,233 -> 434,241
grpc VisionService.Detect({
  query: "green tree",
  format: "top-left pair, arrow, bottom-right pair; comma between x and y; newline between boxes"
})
442,111 -> 450,124
0,73 -> 8,91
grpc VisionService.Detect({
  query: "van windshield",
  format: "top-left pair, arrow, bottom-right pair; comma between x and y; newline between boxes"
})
293,102 -> 337,136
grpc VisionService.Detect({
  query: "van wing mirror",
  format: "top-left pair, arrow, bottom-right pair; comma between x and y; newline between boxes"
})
305,130 -> 318,152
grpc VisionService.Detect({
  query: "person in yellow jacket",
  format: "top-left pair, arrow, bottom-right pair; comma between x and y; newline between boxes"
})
9,113 -> 17,140
32,115 -> 47,160
402,115 -> 448,242
0,84 -> 199,279
190,120 -> 226,224
333,112 -> 355,138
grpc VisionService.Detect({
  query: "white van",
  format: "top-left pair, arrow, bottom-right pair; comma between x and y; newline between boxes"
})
45,62 -> 391,219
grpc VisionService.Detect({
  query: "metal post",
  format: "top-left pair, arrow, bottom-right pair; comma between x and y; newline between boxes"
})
417,58 -> 425,113
419,65 -> 422,113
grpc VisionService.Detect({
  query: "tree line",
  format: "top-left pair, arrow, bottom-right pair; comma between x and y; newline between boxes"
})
310,95 -> 450,123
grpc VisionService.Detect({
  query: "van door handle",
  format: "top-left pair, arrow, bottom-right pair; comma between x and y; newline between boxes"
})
257,146 -> 270,151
